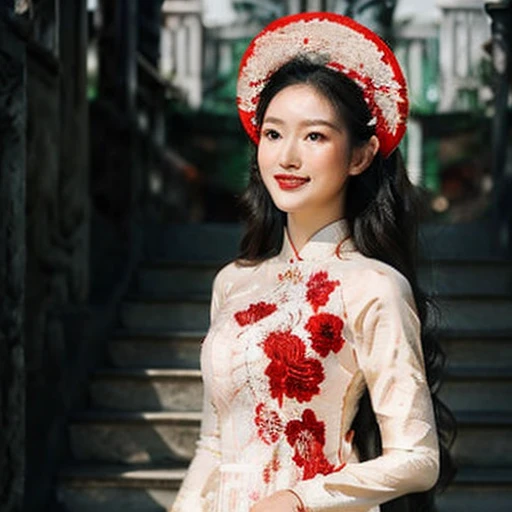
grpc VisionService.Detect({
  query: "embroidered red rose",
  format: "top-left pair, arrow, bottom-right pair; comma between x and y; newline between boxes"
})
305,313 -> 345,357
254,403 -> 283,444
285,409 -> 336,480
306,271 -> 340,313
263,331 -> 324,407
234,301 -> 277,326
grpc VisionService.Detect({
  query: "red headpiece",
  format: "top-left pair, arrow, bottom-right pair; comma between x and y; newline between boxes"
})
237,12 -> 409,158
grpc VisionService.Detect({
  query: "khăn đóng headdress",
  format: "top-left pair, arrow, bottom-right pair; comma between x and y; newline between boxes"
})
236,12 -> 409,158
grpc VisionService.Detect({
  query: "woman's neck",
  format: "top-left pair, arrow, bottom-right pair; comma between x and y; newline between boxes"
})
286,211 -> 344,253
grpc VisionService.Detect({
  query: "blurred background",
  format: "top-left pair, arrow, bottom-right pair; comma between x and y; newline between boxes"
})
1,1 -> 512,512
87,0 -> 502,226
81,0 -> 504,226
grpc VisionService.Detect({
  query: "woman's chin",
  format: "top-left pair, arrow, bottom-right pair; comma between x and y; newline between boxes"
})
273,202 -> 306,215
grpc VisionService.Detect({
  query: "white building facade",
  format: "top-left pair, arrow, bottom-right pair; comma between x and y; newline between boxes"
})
161,0 -> 204,108
437,0 -> 491,112
160,0 -> 494,192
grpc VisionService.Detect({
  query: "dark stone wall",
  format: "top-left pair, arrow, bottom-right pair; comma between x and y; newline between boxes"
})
1,1 -> 168,510
0,16 -> 27,512
0,2 -> 93,511
22,2 -> 91,510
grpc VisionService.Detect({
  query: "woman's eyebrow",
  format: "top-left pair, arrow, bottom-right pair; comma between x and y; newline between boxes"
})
301,119 -> 340,131
262,116 -> 340,131
261,116 -> 285,125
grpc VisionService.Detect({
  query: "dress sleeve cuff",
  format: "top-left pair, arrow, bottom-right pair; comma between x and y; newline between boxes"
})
291,477 -> 339,512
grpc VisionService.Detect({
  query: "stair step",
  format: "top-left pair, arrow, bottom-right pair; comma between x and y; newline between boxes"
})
90,369 -> 202,412
58,487 -> 176,512
145,221 -> 508,262
419,261 -> 512,297
437,298 -> 512,332
144,222 -> 241,262
58,463 -> 185,512
453,412 -> 512,467
137,261 -> 219,296
69,411 -> 201,465
419,220 -> 505,260
437,467 -> 512,512
60,464 -> 187,487
447,366 -> 512,377
120,297 -> 210,331
441,331 -> 512,370
91,362 -> 512,415
137,259 -> 512,298
108,328 -> 512,371
441,367 -> 512,413
108,330 -> 203,369
69,409 -> 512,468
454,466 -> 512,484
456,410 -> 512,426
119,296 -> 512,333
58,463 -> 512,512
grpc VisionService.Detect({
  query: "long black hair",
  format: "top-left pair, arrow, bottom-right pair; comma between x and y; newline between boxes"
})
238,57 -> 456,511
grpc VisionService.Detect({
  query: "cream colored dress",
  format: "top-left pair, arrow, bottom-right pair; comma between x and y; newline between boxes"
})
171,220 -> 439,512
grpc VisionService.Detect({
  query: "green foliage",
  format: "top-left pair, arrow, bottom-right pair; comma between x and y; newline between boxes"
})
202,38 -> 252,115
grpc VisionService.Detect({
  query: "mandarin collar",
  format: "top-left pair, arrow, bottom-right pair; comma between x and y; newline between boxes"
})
279,219 -> 355,263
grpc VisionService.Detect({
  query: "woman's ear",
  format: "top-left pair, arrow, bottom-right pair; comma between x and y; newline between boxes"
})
349,135 -> 380,176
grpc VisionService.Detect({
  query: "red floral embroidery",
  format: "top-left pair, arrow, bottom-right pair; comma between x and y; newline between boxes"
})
278,267 -> 303,284
285,409 -> 336,480
262,453 -> 281,484
254,403 -> 283,444
234,301 -> 277,326
306,271 -> 340,313
263,331 -> 324,407
305,313 -> 346,357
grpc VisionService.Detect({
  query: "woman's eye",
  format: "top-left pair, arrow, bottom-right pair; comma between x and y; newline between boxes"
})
307,132 -> 325,142
263,129 -> 280,140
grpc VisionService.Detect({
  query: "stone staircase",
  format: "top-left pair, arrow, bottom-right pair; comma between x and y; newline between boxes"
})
57,224 -> 512,512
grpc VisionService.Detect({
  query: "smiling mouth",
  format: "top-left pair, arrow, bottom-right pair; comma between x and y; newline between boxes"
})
274,174 -> 310,190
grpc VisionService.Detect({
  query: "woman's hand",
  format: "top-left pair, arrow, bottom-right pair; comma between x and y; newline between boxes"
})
250,490 -> 306,512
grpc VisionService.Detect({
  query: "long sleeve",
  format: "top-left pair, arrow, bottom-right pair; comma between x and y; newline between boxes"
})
291,268 -> 440,512
169,271 -> 225,511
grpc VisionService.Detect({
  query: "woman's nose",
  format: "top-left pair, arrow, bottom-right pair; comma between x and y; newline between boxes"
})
278,138 -> 301,169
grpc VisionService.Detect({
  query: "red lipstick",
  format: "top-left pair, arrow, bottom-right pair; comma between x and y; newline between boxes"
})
274,174 -> 310,190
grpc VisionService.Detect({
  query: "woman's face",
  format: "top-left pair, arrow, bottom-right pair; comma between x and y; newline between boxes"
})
257,83 -> 367,221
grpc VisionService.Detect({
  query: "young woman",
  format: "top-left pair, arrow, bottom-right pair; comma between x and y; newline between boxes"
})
170,12 -> 455,512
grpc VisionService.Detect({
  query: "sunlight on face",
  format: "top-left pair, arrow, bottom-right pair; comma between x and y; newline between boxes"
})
257,83 -> 359,223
